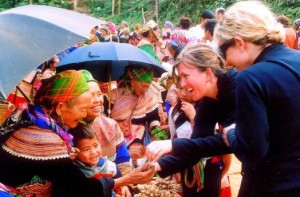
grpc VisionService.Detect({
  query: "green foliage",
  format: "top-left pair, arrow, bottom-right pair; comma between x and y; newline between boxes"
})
151,128 -> 168,140
0,0 -> 299,27
262,0 -> 300,24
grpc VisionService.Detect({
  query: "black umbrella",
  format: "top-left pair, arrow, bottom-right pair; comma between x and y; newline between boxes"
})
57,42 -> 167,82
0,5 -> 105,99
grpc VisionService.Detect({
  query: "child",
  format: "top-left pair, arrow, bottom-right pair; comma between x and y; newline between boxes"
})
69,122 -> 132,197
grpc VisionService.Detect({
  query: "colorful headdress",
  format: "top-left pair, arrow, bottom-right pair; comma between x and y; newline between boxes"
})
35,70 -> 89,105
119,65 -> 153,87
127,66 -> 153,83
81,69 -> 97,83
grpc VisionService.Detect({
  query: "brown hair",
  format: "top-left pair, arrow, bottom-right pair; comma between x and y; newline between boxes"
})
174,43 -> 226,76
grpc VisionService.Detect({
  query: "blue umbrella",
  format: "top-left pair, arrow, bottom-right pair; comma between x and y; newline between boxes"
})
57,42 -> 166,82
0,5 -> 104,99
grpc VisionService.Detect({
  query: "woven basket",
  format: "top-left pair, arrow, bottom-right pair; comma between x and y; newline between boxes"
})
0,101 -> 9,125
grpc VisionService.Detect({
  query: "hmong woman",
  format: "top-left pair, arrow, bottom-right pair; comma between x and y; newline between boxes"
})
110,65 -> 161,161
0,70 -> 155,196
82,70 -> 132,175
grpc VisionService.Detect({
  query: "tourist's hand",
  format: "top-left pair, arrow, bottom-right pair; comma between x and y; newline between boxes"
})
121,186 -> 132,197
222,124 -> 236,146
69,147 -> 80,160
146,140 -> 172,162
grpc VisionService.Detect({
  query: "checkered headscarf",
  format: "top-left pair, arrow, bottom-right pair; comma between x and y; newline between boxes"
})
119,65 -> 153,88
35,70 -> 89,105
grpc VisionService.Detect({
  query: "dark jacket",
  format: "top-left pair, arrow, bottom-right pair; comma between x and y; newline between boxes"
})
161,44 -> 300,196
157,69 -> 237,177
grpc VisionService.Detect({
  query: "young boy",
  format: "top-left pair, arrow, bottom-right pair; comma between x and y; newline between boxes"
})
69,122 -> 131,197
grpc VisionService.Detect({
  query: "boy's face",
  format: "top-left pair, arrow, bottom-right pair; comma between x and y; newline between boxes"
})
76,136 -> 102,167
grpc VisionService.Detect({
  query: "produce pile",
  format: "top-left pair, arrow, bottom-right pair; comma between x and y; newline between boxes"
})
133,177 -> 182,197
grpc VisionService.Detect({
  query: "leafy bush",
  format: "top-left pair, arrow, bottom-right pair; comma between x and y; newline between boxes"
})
0,0 -> 299,27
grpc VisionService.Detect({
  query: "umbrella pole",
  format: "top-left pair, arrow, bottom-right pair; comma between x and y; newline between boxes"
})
16,85 -> 34,105
108,70 -> 112,118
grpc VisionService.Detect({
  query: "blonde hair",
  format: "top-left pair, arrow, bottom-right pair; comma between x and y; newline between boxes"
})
215,1 -> 285,45
174,43 -> 226,75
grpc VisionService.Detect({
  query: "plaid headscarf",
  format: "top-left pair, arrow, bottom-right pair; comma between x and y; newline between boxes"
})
127,66 -> 153,83
81,70 -> 98,83
118,65 -> 153,88
35,70 -> 89,104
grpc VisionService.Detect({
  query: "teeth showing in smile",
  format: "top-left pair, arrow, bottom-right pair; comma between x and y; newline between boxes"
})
187,88 -> 193,92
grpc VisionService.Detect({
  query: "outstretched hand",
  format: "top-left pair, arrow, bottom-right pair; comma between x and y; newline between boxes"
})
114,163 -> 155,188
128,163 -> 155,184
145,140 -> 172,162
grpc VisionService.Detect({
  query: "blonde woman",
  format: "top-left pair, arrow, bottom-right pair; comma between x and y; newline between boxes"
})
146,1 -> 300,196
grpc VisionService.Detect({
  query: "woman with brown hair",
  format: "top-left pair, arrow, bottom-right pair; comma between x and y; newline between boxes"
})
151,43 -> 236,196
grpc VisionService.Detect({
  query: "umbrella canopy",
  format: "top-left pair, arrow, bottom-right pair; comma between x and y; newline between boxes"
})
57,42 -> 167,81
0,5 -> 105,99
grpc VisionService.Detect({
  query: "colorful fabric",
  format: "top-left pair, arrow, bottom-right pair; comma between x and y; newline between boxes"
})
137,38 -> 161,63
16,175 -> 52,197
36,70 -> 89,104
171,29 -> 197,44
2,125 -> 69,160
183,160 -> 205,192
90,116 -> 130,164
127,66 -> 153,83
111,87 -> 160,146
7,80 -> 35,108
24,105 -> 73,149
119,65 -> 154,88
74,157 -> 118,178
7,70 -> 41,108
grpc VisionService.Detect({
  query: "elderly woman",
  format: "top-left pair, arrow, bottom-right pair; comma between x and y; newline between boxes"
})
110,65 -> 161,161
82,70 -> 132,175
0,70 -> 155,196
147,1 -> 300,196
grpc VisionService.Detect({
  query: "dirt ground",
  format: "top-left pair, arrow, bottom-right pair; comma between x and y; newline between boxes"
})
228,155 -> 242,197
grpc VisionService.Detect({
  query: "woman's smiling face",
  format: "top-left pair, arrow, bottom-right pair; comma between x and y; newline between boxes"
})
177,62 -> 208,102
87,82 -> 104,119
